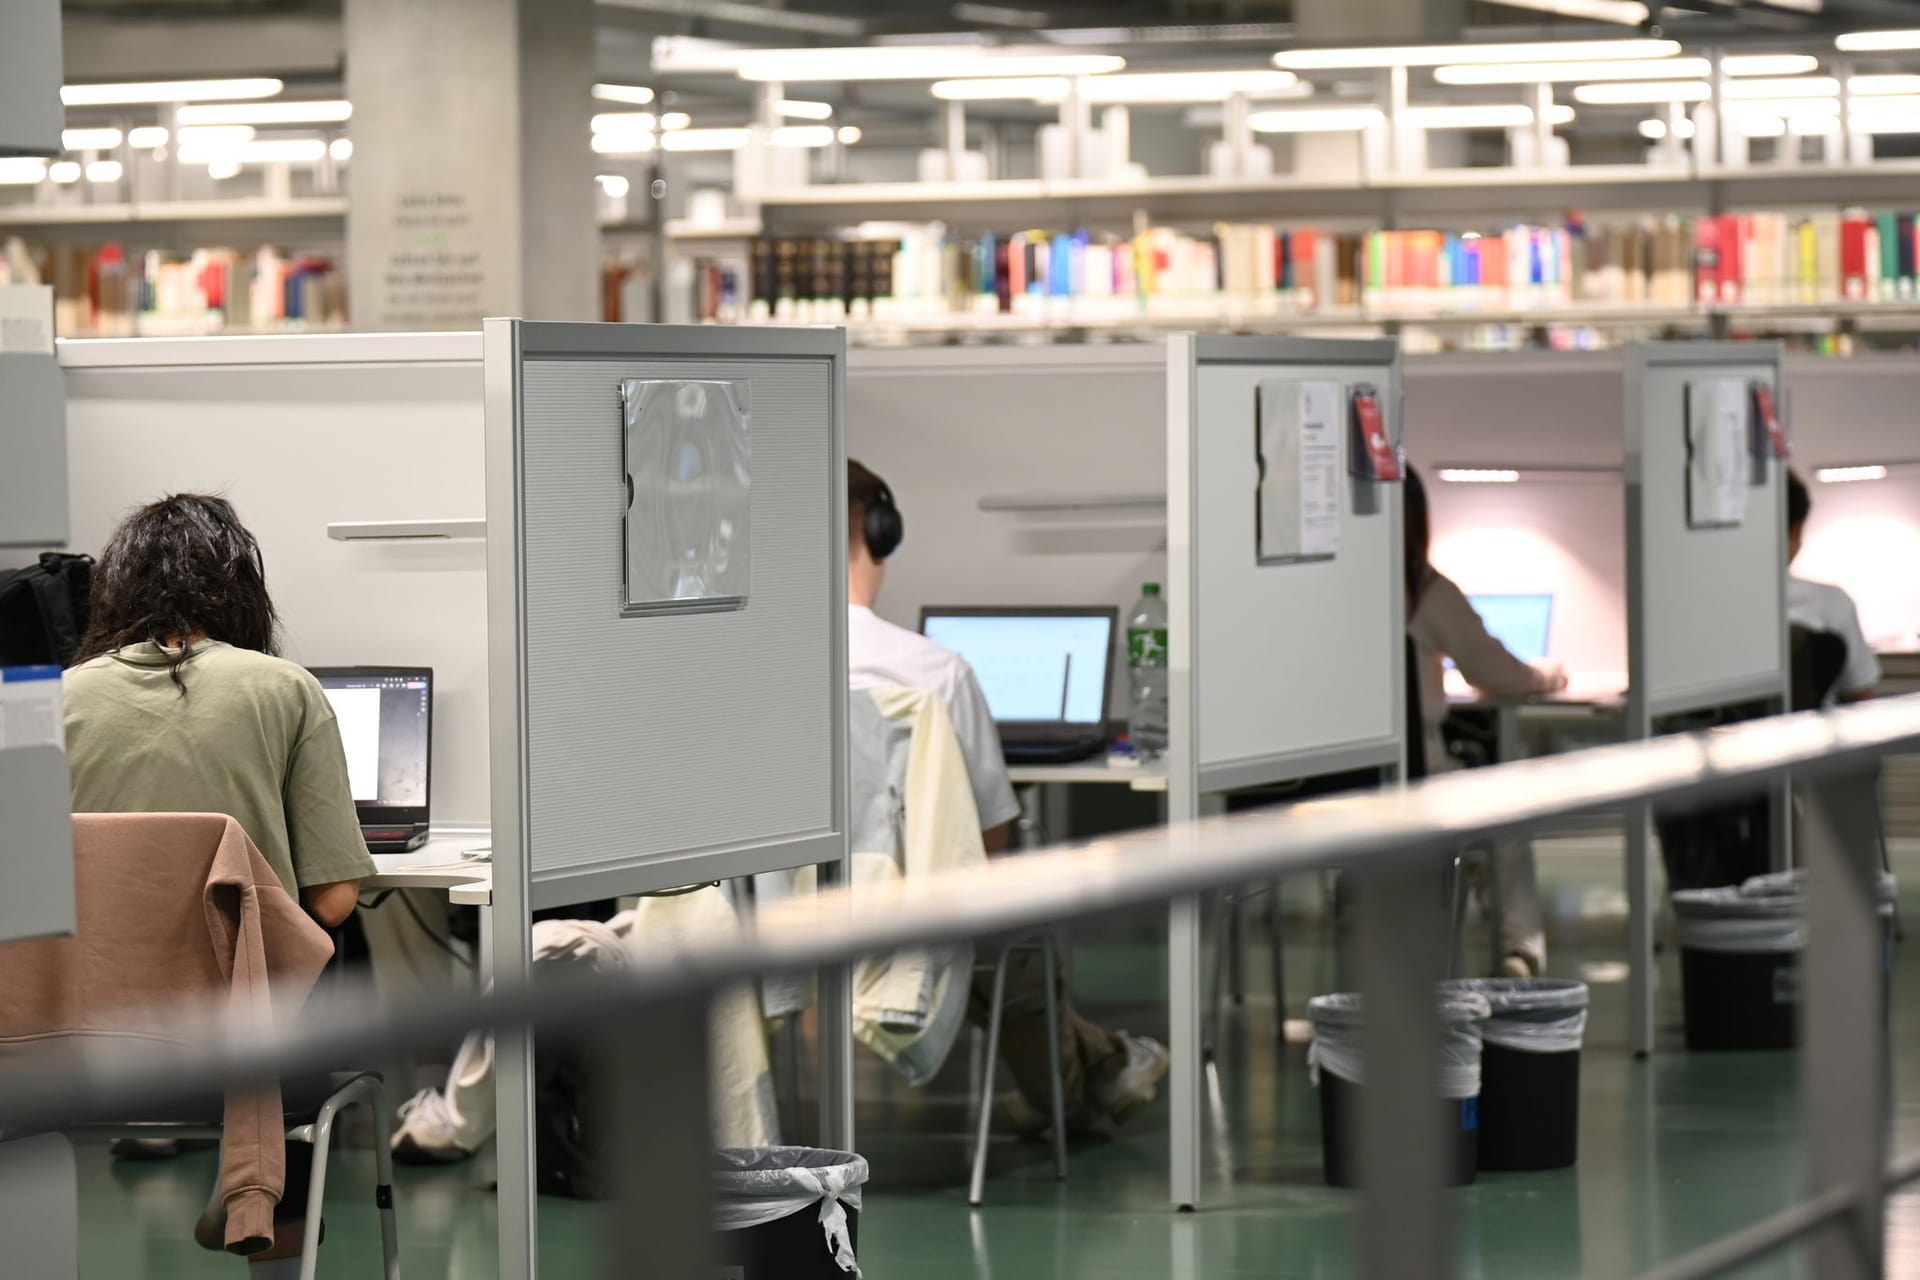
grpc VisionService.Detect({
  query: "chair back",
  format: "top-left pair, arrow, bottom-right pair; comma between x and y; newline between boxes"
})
1791,624 -> 1849,712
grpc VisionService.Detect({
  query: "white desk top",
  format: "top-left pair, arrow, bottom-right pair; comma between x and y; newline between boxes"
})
1446,670 -> 1629,711
366,829 -> 492,906
1008,758 -> 1170,793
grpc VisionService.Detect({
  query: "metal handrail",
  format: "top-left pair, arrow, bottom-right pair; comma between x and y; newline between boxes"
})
6,695 -> 1920,1277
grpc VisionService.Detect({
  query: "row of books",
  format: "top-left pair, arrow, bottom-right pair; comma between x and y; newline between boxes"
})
727,211 -> 1920,325
0,237 -> 347,336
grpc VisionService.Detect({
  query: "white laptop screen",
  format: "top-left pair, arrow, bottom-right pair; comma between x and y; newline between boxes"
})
1464,594 -> 1554,665
921,611 -> 1114,726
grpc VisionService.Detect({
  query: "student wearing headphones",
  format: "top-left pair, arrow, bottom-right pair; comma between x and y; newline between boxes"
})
847,460 -> 1168,1134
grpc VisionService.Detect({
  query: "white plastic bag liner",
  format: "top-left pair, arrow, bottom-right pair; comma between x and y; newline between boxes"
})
1673,888 -> 1805,954
1306,992 -> 1492,1099
713,1147 -> 868,1276
1440,979 -> 1589,1054
1740,868 -> 1898,916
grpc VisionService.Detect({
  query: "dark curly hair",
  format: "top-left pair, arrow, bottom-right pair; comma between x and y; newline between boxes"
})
71,493 -> 281,690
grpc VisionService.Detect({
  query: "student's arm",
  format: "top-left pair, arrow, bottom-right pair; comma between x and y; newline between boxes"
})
982,823 -> 1012,856
947,668 -> 1024,850
285,691 -> 380,923
1418,576 -> 1566,699
1833,589 -> 1883,702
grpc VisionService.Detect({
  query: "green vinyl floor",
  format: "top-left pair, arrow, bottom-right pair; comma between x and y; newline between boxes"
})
72,836 -> 1920,1278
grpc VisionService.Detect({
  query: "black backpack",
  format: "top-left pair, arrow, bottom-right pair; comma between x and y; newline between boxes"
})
0,553 -> 93,668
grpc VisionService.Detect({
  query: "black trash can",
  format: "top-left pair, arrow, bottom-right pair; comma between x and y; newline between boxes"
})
1673,886 -> 1803,1050
1308,992 -> 1490,1189
713,1147 -> 867,1278
1441,978 -> 1588,1172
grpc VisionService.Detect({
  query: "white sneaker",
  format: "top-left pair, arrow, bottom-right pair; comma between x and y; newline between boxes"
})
1092,1032 -> 1169,1125
392,1088 -> 482,1165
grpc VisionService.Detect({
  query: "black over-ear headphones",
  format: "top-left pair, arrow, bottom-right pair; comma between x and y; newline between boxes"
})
865,481 -> 904,560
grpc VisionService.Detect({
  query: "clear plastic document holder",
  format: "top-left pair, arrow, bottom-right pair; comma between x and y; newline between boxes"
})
619,378 -> 753,616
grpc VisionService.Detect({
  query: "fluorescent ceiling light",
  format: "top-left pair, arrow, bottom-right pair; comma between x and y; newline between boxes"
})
773,125 -> 836,147
1476,0 -> 1648,22
1723,54 -> 1821,76
1816,465 -> 1888,483
593,132 -> 658,154
780,99 -> 834,119
208,158 -> 240,180
592,111 -> 657,133
1249,106 -> 1385,133
329,137 -> 353,161
1736,115 -> 1788,137
1273,38 -> 1678,71
176,125 -> 256,146
1638,116 -> 1696,139
932,69 -> 1305,104
597,173 -> 631,198
650,36 -> 752,75
84,160 -> 123,183
1836,30 -> 1920,53
1724,76 -> 1838,99
660,112 -> 692,131
0,159 -> 48,184
1407,104 -> 1572,128
1437,469 -> 1520,483
660,127 -> 749,152
1851,75 -> 1920,96
734,45 -> 1125,82
1574,80 -> 1710,103
176,100 -> 352,126
836,125 -> 863,144
48,160 -> 81,183
61,77 -> 282,106
127,126 -> 169,149
593,83 -> 655,104
61,128 -> 123,151
177,137 -> 328,165
1438,58 -> 1708,84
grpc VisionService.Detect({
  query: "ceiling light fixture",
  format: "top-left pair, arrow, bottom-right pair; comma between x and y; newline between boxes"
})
84,160 -> 123,183
329,137 -> 353,161
1437,469 -> 1521,483
592,111 -> 658,133
60,78 -> 282,106
932,69 -> 1305,104
177,137 -> 329,166
780,99 -> 835,119
1437,58 -> 1709,85
176,100 -> 353,126
0,159 -> 48,185
127,126 -> 170,149
597,174 -> 631,198
48,161 -> 81,184
61,128 -> 124,151
660,127 -> 749,152
1836,30 -> 1920,53
1573,80 -> 1711,104
660,112 -> 692,131
1723,54 -> 1821,76
1249,106 -> 1386,133
772,125 -> 837,147
593,83 -> 656,105
931,76 -> 1071,101
1638,116 -> 1696,139
836,125 -> 863,144
1407,104 -> 1571,128
592,132 -> 658,155
1274,38 -> 1679,71
735,46 -> 1126,82
176,125 -> 256,146
1477,0 -> 1648,21
1815,465 -> 1889,483
208,158 -> 241,180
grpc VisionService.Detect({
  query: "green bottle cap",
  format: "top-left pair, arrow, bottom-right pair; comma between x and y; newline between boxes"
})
1142,583 -> 1161,596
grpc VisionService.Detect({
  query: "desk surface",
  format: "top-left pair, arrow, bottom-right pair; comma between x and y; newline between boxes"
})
1447,671 -> 1629,711
366,829 -> 492,905
1008,758 -> 1170,792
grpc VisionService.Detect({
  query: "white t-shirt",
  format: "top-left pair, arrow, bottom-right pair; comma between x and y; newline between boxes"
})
848,605 -> 1022,831
1788,575 -> 1881,701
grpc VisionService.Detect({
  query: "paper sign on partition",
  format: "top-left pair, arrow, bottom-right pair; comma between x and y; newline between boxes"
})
1685,378 -> 1750,530
1256,378 -> 1344,564
0,285 -> 53,356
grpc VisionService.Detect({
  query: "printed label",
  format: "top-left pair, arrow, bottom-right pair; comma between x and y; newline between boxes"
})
1773,965 -> 1800,1006
1128,627 -> 1169,666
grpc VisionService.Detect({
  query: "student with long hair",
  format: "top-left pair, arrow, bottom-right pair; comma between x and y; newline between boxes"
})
63,493 -> 374,1265
1404,467 -> 1566,976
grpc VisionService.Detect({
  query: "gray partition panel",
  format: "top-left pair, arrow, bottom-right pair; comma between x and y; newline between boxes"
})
0,744 -> 74,944
1629,343 -> 1788,715
1179,337 -> 1405,784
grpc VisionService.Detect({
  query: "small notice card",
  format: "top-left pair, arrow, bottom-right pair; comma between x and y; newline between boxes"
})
1257,378 -> 1345,563
0,285 -> 54,356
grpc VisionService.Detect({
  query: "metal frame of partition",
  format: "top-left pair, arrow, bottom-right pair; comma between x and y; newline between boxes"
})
482,319 -> 852,1280
0,697 -> 1908,1280
1165,334 -> 1405,1212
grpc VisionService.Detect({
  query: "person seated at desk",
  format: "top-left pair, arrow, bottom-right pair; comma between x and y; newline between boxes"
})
1787,470 -> 1880,705
847,459 -> 1167,1133
60,493 -> 375,1265
1405,467 -> 1567,978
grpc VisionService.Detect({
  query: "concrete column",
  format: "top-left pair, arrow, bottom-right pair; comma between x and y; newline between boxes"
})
346,0 -> 596,330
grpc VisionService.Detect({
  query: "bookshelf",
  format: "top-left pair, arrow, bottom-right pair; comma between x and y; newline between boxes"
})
0,197 -> 348,230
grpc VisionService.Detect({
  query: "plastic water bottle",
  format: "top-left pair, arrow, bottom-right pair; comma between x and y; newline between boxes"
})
1127,583 -> 1169,759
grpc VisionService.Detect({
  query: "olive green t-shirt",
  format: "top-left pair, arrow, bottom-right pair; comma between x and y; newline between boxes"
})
63,640 -> 377,899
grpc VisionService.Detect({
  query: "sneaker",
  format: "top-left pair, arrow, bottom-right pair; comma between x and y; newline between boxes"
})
1091,1032 -> 1169,1125
1498,953 -> 1540,979
994,1090 -> 1102,1139
392,1088 -> 482,1165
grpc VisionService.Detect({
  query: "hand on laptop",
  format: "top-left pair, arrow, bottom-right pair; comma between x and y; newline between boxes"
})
1533,662 -> 1570,694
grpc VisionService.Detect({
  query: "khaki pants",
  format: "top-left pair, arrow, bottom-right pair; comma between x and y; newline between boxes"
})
967,942 -> 1125,1113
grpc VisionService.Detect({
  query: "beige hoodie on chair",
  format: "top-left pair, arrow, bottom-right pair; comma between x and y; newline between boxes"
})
0,813 -> 335,1252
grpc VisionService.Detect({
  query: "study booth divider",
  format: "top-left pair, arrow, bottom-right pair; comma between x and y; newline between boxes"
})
481,321 -> 852,1279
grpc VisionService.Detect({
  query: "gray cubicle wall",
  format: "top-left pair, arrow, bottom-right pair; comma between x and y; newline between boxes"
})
483,320 -> 851,1280
59,334 -> 492,824
1628,343 -> 1789,717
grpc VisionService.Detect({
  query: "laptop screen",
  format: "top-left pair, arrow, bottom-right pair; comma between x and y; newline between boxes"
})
309,667 -> 432,823
920,609 -> 1115,727
1464,594 -> 1554,665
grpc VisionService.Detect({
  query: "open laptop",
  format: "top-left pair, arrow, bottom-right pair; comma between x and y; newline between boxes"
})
919,607 -> 1118,764
308,666 -> 433,853
1465,593 -> 1554,664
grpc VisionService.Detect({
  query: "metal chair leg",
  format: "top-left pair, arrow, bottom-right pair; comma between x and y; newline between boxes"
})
1227,892 -> 1247,1005
1265,880 -> 1287,1050
1205,892 -> 1229,1062
964,1026 -> 985,1172
364,1079 -> 401,1280
1039,942 -> 1068,1183
968,951 -> 1012,1208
